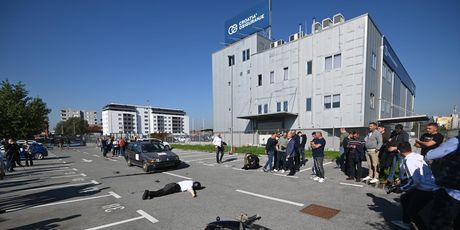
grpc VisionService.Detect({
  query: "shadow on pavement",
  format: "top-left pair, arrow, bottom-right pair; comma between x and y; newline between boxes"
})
0,178 -> 43,189
366,193 -> 400,230
222,157 -> 238,163
6,214 -> 81,230
0,184 -> 109,212
101,162 -> 190,179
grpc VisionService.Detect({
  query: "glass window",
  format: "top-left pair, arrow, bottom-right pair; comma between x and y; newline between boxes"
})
325,56 -> 332,71
258,105 -> 262,114
270,71 -> 274,84
283,101 -> 288,112
228,55 -> 235,66
370,93 -> 375,109
263,104 -> 268,113
333,94 -> 341,108
283,67 -> 288,80
258,74 -> 262,86
277,102 -> 281,112
333,54 -> 341,69
324,95 -> 332,109
246,49 -> 250,60
306,98 -> 312,111
371,52 -> 377,70
306,61 -> 312,75
242,50 -> 246,62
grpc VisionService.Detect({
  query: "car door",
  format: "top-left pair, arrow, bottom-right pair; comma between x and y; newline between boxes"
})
127,143 -> 136,161
134,144 -> 143,165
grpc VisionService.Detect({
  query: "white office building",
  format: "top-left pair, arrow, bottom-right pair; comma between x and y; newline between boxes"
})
212,13 -> 416,148
60,108 -> 98,125
102,103 -> 189,136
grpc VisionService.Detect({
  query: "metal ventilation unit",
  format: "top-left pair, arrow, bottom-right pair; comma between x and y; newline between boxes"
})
289,32 -> 305,42
333,13 -> 345,25
270,40 -> 285,48
322,18 -> 333,29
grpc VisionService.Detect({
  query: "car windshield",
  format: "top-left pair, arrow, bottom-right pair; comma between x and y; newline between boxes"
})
141,142 -> 165,153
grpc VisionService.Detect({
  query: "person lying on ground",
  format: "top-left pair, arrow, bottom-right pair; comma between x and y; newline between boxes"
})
142,180 -> 204,200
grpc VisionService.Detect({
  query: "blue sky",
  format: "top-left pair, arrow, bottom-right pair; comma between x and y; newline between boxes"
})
1,0 -> 459,130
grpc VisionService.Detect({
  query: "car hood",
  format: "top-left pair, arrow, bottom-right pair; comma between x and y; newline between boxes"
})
143,151 -> 178,160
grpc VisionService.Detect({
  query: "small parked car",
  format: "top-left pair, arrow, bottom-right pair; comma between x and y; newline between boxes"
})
19,142 -> 48,160
125,140 -> 180,173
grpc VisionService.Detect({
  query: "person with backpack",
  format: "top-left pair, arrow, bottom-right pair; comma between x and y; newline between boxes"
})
426,135 -> 460,230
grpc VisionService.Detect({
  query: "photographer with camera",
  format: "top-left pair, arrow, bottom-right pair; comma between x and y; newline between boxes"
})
426,135 -> 460,230
390,142 -> 439,230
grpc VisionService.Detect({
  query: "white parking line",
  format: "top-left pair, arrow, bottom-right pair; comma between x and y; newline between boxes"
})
85,210 -> 158,230
50,173 -> 87,179
162,172 -> 192,180
107,158 -> 117,162
236,189 -> 304,207
83,152 -> 89,154
203,163 -> 215,167
339,182 -> 364,188
178,154 -> 213,159
93,154 -> 101,158
137,210 -> 159,223
185,157 -> 217,163
299,161 -> 333,173
5,191 -> 121,212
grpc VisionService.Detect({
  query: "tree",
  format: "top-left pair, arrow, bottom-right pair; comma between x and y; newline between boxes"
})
0,80 -> 51,139
54,117 -> 89,136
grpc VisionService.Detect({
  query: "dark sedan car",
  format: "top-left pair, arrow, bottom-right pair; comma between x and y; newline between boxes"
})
125,140 -> 180,173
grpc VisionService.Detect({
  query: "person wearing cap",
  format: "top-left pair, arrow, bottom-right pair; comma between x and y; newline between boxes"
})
142,180 -> 203,199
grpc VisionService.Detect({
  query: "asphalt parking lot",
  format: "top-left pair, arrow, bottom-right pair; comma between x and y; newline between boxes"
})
0,145 -> 401,229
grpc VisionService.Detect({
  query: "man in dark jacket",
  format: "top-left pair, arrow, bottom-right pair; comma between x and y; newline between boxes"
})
5,139 -> 21,172
298,132 -> 307,166
346,131 -> 365,182
293,131 -> 301,171
263,133 -> 277,172
387,124 -> 409,183
286,132 -> 296,176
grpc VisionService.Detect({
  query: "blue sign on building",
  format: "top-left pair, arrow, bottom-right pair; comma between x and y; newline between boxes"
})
224,1 -> 270,44
383,37 -> 416,96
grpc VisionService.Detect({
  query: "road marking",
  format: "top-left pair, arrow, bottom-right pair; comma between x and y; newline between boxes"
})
203,163 -> 215,167
82,158 -> 93,163
64,171 -> 77,175
162,172 -> 192,180
232,168 -> 246,171
85,210 -> 158,230
6,180 -> 101,194
108,158 -> 117,162
93,154 -> 101,158
236,189 -> 304,207
178,153 -> 213,158
50,173 -> 87,179
5,193 -> 117,212
84,152 -> 89,154
73,168 -> 78,171
137,210 -> 159,223
72,178 -> 85,182
108,191 -> 122,199
339,182 -> 364,188
272,173 -> 299,179
91,180 -> 100,185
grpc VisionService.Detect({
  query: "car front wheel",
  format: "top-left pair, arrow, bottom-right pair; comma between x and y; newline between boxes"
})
143,161 -> 150,173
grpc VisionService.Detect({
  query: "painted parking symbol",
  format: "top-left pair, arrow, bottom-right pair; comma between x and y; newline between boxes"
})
102,203 -> 125,213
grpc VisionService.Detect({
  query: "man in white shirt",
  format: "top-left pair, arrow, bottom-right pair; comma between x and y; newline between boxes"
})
426,135 -> 460,230
213,134 -> 225,163
142,180 -> 203,200
391,142 -> 438,230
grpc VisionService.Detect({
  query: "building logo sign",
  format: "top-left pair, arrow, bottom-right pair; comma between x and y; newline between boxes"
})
383,38 -> 416,95
224,1 -> 270,44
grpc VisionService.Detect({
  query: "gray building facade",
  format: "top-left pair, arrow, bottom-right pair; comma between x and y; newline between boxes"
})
212,13 -> 416,148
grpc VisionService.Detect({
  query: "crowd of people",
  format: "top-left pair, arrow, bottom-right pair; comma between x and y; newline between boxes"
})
97,136 -> 126,158
1,138 -> 36,173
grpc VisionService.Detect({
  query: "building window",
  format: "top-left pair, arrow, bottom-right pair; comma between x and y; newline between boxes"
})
324,95 -> 332,109
118,118 -> 122,121
283,67 -> 288,80
118,114 -> 122,116
270,71 -> 274,84
333,54 -> 341,69
276,102 -> 281,112
263,104 -> 268,113
283,101 -> 288,112
333,94 -> 341,108
258,74 -> 262,86
325,56 -> 332,71
258,105 -> 262,114
306,98 -> 312,111
371,52 -> 377,70
242,49 -> 250,61
306,61 -> 312,75
370,93 -> 375,109
228,55 -> 235,66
